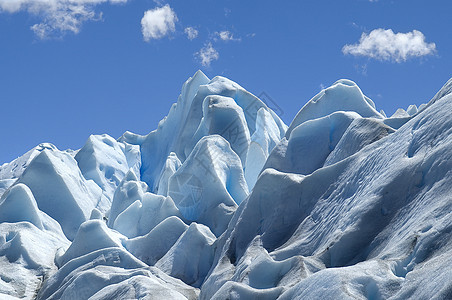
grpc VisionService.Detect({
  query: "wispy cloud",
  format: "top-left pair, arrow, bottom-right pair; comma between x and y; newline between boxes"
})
343,29 -> 436,62
0,0 -> 128,39
354,63 -> 368,76
184,26 -> 198,40
141,4 -> 178,42
196,42 -> 219,67
215,30 -> 240,42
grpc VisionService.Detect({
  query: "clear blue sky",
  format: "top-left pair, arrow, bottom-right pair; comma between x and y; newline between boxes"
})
0,0 -> 451,164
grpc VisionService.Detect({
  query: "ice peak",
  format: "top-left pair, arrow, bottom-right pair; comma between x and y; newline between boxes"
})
192,69 -> 209,82
286,79 -> 384,137
430,77 -> 452,104
332,79 -> 357,87
57,219 -> 124,267
0,183 -> 43,230
35,143 -> 58,152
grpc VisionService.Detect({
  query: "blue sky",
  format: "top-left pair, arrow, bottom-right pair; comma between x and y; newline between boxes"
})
0,0 -> 451,164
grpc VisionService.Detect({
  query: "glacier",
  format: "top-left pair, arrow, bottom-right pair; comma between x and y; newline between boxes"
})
0,72 -> 451,299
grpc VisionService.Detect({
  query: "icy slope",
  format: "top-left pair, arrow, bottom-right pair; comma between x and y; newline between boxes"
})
0,71 -> 451,299
0,143 -> 71,197
200,79 -> 452,299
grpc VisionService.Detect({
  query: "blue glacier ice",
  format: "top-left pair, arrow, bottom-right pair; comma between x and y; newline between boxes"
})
168,135 -> 248,236
0,71 -> 451,299
119,71 -> 286,193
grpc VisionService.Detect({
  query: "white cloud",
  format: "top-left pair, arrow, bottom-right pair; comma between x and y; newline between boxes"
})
141,5 -> 178,42
0,0 -> 128,39
196,43 -> 219,67
216,30 -> 239,42
184,27 -> 198,40
343,29 -> 436,62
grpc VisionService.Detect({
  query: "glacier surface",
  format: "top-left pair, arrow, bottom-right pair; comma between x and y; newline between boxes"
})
0,71 -> 451,299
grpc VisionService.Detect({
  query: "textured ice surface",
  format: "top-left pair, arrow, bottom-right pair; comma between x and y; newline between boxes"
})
75,134 -> 141,201
0,222 -> 69,299
108,170 -> 148,227
16,149 -> 107,240
324,117 -> 395,166
199,78 -> 452,299
157,152 -> 182,196
0,143 -> 59,181
286,79 -> 383,137
245,108 -> 282,190
168,135 -> 248,236
113,192 -> 182,238
38,247 -> 199,300
125,216 -> 188,265
119,71 -> 285,193
56,219 -> 126,267
265,111 -> 361,175
190,95 -> 251,165
156,222 -> 216,287
0,184 -> 43,229
0,72 -> 451,299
